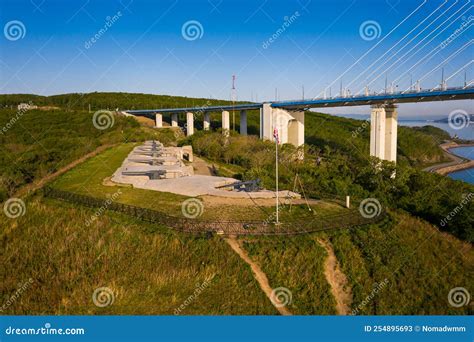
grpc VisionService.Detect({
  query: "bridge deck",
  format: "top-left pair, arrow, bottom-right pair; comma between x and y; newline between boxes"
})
125,86 -> 474,115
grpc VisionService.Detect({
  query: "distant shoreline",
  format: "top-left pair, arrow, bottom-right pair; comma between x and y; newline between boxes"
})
423,142 -> 474,175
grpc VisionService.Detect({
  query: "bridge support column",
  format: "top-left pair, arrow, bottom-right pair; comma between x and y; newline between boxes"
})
288,111 -> 304,147
370,106 -> 386,160
203,112 -> 210,130
186,112 -> 194,136
261,103 -> 273,141
260,103 -> 304,147
370,105 -> 397,162
155,113 -> 162,128
222,111 -> 230,132
384,105 -> 398,163
171,113 -> 178,127
240,110 -> 247,135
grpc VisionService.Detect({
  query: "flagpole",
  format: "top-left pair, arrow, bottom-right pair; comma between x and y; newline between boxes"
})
275,131 -> 279,224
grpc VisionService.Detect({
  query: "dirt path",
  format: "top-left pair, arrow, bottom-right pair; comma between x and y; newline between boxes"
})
193,156 -> 216,176
317,238 -> 353,315
224,237 -> 292,316
13,144 -> 116,198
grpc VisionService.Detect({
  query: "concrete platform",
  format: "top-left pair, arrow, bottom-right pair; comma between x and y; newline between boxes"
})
111,141 -> 300,199
114,174 -> 300,198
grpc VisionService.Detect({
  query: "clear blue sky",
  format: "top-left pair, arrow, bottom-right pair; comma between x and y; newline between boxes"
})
0,0 -> 472,117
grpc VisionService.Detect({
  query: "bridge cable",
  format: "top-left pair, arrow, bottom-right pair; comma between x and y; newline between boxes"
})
401,40 -> 473,92
344,0 -> 450,93
431,60 -> 474,90
391,8 -> 473,86
355,0 -> 462,94
316,0 -> 428,99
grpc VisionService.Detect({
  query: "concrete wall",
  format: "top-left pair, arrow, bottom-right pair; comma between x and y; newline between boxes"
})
186,112 -> 194,136
171,113 -> 178,127
155,113 -> 162,128
370,105 -> 398,162
240,110 -> 247,135
222,111 -> 230,131
260,103 -> 305,147
204,112 -> 210,130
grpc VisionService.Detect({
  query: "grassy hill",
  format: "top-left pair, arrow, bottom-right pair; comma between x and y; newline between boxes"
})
0,92 -> 472,315
1,196 -> 276,315
0,107 -> 178,200
0,92 -> 241,112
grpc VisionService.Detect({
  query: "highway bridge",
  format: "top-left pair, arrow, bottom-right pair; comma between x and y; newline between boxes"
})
125,86 -> 474,164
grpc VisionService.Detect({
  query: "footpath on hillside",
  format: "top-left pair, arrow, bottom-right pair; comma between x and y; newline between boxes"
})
224,237 -> 292,316
13,144 -> 116,198
317,238 -> 353,315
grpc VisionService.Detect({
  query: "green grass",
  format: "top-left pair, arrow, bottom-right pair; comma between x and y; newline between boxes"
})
50,143 -> 350,223
51,143 -> 190,217
239,212 -> 473,315
0,108 -> 173,201
329,211 -> 473,315
0,196 -> 277,315
2,93 -> 472,316
242,235 -> 337,314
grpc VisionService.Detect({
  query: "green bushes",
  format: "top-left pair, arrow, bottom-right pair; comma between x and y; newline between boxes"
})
184,128 -> 473,242
0,109 -> 160,196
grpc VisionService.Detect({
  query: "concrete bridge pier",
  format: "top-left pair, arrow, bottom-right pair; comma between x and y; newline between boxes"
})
370,104 -> 398,162
240,110 -> 247,136
260,103 -> 304,147
171,113 -> 178,127
203,112 -> 210,130
155,113 -> 162,128
222,110 -> 230,132
186,112 -> 194,136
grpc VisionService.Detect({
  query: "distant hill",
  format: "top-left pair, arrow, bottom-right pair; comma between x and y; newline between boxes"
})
0,92 -> 245,112
434,114 -> 474,123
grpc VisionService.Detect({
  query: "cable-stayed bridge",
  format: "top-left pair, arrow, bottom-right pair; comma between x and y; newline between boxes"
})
126,0 -> 473,164
125,85 -> 473,163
